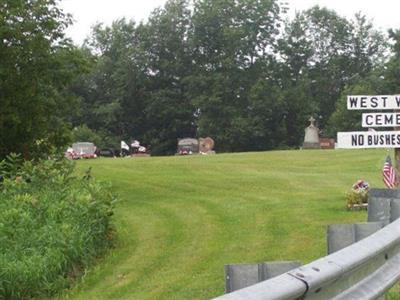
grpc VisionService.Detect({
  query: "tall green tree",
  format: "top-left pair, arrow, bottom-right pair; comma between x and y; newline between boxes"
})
280,7 -> 387,143
327,71 -> 387,136
277,13 -> 315,146
0,0 -> 83,158
380,29 -> 400,93
140,0 -> 195,155
281,6 -> 354,136
326,16 -> 388,135
70,19 -> 141,147
188,0 -> 283,152
73,1 -> 195,154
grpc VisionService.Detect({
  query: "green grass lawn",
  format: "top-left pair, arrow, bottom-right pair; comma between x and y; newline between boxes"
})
58,149 -> 396,300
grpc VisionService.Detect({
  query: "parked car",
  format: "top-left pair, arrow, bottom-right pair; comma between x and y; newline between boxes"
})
97,148 -> 116,158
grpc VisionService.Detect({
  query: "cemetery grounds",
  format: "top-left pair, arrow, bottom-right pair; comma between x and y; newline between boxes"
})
59,149 -> 400,299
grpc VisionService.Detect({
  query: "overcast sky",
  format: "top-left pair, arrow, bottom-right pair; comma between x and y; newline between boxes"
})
60,0 -> 400,45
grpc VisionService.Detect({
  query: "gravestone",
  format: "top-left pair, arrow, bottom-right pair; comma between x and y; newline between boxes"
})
303,117 -> 321,149
177,138 -> 199,155
319,137 -> 335,149
199,137 -> 215,154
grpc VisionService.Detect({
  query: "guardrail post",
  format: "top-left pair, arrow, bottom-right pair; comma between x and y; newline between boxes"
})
368,189 -> 400,224
225,261 -> 301,293
327,222 -> 384,254
225,264 -> 259,294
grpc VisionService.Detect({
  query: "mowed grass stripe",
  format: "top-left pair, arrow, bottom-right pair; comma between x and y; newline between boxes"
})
103,203 -> 188,299
131,201 -> 226,300
59,149 -> 387,299
62,202 -> 187,299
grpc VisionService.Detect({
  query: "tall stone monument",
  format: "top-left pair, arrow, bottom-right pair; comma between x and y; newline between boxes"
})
303,117 -> 321,149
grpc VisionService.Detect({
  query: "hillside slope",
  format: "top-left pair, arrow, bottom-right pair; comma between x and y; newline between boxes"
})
60,149 -> 389,299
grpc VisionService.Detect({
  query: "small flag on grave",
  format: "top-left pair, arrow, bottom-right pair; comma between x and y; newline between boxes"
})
383,155 -> 396,189
121,141 -> 130,151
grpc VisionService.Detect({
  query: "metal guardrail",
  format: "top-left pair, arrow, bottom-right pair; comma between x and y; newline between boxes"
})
213,192 -> 400,300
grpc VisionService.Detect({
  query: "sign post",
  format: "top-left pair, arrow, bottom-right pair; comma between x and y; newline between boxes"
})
394,110 -> 400,186
395,148 -> 400,185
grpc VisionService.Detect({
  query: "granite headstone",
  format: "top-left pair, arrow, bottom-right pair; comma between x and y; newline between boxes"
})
303,117 -> 321,149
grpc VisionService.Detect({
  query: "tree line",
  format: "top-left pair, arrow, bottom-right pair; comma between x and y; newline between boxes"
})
2,0 -> 400,158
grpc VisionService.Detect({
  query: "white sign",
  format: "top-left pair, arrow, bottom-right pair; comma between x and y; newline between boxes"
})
347,95 -> 400,110
337,131 -> 400,149
362,113 -> 400,127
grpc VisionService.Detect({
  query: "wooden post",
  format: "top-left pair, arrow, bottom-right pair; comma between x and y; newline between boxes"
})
395,149 -> 400,186
395,111 -> 400,187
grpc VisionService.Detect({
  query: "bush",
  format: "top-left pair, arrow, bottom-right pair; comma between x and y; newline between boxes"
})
346,189 -> 368,206
0,154 -> 116,299
346,179 -> 369,208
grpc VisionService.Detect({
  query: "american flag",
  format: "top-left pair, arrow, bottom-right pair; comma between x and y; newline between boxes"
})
383,155 -> 396,189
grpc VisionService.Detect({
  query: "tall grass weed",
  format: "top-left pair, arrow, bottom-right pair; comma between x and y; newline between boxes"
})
0,154 -> 116,299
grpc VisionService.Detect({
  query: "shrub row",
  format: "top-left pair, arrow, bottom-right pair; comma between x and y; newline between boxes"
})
0,155 -> 116,299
